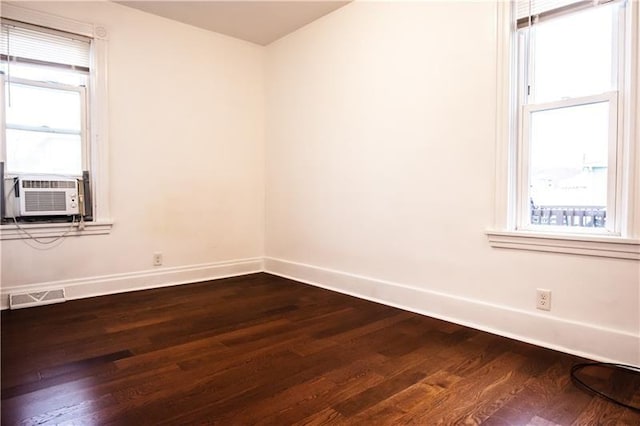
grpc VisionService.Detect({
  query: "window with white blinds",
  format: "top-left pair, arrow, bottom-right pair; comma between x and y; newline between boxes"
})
488,0 -> 639,256
515,0 -> 618,27
1,19 -> 91,181
0,19 -> 91,71
511,0 -> 624,234
0,4 -> 112,236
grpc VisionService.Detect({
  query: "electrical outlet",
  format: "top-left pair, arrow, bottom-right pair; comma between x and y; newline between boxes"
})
153,252 -> 163,266
536,289 -> 551,311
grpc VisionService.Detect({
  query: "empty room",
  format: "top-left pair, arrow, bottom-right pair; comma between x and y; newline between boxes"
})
1,0 -> 639,424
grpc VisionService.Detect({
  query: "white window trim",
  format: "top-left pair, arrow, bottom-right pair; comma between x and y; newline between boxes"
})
0,3 -> 112,240
487,0 -> 640,260
487,230 -> 640,260
0,220 -> 113,241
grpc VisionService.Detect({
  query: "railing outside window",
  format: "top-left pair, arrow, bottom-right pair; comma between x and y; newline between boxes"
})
530,205 -> 606,227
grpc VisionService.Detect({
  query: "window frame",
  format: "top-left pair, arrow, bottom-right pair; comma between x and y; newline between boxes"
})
0,4 -> 112,240
487,0 -> 640,260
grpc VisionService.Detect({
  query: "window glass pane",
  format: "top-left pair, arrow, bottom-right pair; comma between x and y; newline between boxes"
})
530,4 -> 615,103
5,129 -> 82,176
528,101 -> 609,227
5,82 -> 82,131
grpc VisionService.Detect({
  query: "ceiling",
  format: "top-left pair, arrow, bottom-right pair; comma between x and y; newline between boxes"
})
117,1 -> 351,45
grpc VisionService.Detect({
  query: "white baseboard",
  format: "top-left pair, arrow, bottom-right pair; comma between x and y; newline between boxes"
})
1,257 -> 264,310
264,257 -> 640,367
4,255 -> 637,366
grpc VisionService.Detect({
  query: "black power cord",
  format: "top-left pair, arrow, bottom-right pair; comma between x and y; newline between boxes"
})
571,362 -> 640,412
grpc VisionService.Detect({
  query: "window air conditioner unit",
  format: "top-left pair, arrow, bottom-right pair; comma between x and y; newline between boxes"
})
14,176 -> 80,216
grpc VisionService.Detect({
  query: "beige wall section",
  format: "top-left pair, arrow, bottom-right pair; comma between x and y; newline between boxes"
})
1,2 -> 265,290
264,1 -> 640,364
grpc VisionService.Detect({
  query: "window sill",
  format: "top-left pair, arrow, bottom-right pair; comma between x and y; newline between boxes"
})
486,230 -> 640,260
0,220 -> 113,241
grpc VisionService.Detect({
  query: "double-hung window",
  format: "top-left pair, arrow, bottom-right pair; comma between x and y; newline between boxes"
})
488,0 -> 640,259
516,0 -> 622,233
0,4 -> 111,240
1,21 -> 90,177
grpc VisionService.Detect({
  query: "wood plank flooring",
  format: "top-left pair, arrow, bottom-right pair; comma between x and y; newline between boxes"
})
1,273 -> 638,425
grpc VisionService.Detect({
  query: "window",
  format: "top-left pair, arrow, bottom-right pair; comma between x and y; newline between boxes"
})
0,4 -> 111,240
2,21 -> 90,177
488,0 -> 640,259
517,1 -> 621,233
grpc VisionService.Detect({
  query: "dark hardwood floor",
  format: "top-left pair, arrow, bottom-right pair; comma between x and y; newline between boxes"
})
1,273 -> 638,425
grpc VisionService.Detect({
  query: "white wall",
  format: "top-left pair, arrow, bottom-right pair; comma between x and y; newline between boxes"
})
264,1 -> 640,365
0,1 -> 265,301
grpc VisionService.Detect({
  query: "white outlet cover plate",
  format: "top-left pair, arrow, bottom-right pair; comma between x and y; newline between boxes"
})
536,289 -> 551,311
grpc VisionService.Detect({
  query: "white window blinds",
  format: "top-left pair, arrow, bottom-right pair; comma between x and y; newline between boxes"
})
0,19 -> 91,70
516,0 -> 582,19
515,0 -> 618,27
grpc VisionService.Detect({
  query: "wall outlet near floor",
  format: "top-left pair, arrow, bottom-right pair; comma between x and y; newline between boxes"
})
153,252 -> 163,266
536,289 -> 551,311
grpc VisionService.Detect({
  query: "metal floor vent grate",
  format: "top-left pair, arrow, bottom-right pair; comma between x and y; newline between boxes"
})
9,289 -> 66,309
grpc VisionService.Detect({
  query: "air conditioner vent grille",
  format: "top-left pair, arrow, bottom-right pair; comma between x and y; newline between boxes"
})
22,180 -> 76,189
24,191 -> 67,212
